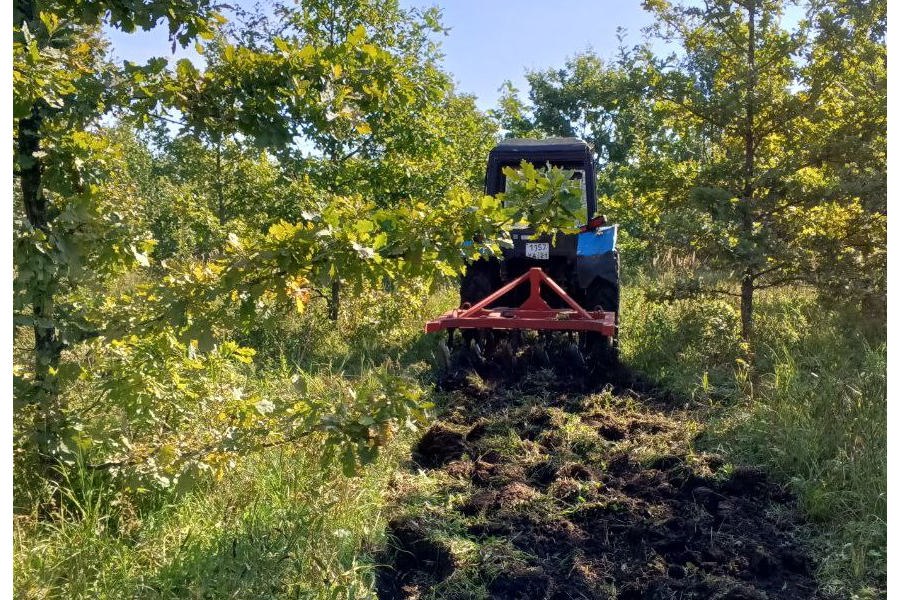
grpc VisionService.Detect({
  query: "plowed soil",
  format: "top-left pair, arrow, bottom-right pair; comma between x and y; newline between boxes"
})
376,363 -> 823,600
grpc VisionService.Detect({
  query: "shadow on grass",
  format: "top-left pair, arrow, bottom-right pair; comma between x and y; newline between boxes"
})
140,513 -> 371,598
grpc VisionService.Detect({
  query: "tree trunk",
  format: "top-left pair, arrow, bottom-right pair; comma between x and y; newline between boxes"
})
740,273 -> 754,340
328,278 -> 341,321
744,1 -> 756,195
740,0 -> 757,341
18,104 -> 66,456
215,139 -> 225,225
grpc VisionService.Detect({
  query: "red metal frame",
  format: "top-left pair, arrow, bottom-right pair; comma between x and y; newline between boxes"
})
425,267 -> 616,336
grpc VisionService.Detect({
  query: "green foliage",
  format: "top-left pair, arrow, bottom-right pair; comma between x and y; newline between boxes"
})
622,276 -> 745,396
499,0 -> 886,337
11,120 -> 578,492
14,271 -> 451,597
499,160 -> 587,235
13,0 -> 503,484
490,81 -> 542,139
13,0 -> 227,463
641,0 -> 885,335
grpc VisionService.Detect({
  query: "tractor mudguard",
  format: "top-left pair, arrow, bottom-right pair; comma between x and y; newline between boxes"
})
576,225 -> 619,290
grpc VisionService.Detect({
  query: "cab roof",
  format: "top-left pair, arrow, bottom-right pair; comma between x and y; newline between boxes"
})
488,137 -> 592,162
484,137 -> 597,216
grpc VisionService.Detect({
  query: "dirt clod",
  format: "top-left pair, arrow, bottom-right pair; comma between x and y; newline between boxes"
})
488,568 -> 550,600
376,518 -> 456,595
412,424 -> 467,468
606,451 -> 636,475
750,545 -> 777,576
444,459 -> 473,479
547,477 -> 582,501
598,423 -> 626,441
780,548 -> 811,574
465,419 -> 490,442
496,482 -> 537,508
723,465 -> 769,495
557,462 -> 594,481
648,454 -> 683,470
459,489 -> 497,515
526,460 -> 557,488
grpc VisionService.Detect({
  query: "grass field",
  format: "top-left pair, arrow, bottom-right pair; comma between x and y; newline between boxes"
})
13,277 -> 886,599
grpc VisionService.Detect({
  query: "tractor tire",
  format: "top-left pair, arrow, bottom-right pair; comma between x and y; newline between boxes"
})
460,259 -> 501,307
583,278 -> 620,364
458,260 -> 501,354
586,333 -> 618,367
585,278 -> 619,314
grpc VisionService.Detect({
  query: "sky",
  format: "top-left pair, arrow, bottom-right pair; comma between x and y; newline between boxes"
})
105,0 -> 656,111
403,0 -> 655,109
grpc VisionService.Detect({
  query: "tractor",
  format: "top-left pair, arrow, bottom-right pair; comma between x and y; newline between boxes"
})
426,137 -> 620,369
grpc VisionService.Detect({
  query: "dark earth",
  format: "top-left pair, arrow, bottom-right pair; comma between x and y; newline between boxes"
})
375,354 -> 824,600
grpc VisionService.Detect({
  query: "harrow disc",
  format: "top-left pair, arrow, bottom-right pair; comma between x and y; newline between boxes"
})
436,328 -> 617,380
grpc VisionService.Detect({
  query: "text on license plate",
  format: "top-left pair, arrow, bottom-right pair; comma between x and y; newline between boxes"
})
525,242 -> 550,260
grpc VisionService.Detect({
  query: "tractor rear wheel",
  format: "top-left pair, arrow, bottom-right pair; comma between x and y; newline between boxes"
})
585,278 -> 619,314
457,259 -> 502,354
583,278 -> 620,364
460,259 -> 501,307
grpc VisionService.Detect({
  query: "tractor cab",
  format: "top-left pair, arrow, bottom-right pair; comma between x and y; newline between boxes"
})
485,137 -> 598,225
466,138 -> 620,321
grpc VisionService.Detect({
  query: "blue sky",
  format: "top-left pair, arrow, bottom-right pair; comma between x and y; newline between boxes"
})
105,0 -> 655,111
408,0 -> 654,109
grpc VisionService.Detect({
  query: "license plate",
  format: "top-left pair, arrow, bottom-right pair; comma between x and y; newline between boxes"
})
525,242 -> 549,260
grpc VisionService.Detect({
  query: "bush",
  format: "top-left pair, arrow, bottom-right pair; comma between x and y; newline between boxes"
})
14,284 -> 451,599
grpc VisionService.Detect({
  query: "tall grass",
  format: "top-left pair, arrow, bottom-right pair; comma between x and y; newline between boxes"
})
621,272 -> 886,597
14,435 -> 412,599
14,286 -> 454,600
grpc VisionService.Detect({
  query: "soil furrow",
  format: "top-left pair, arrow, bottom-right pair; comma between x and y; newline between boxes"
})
376,365 -> 821,600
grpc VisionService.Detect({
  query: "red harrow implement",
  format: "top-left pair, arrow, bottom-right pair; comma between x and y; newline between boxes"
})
426,267 -> 616,337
